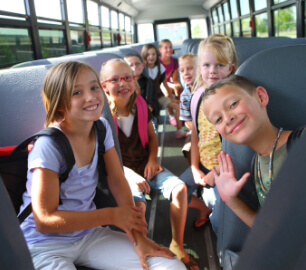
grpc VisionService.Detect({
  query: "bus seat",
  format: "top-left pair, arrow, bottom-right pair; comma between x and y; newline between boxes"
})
118,47 -> 140,58
235,129 -> 306,270
235,37 -> 306,65
218,44 -> 306,269
0,176 -> 35,270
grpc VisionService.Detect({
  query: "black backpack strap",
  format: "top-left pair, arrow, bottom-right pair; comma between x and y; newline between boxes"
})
286,126 -> 306,152
16,128 -> 75,223
94,119 -> 118,208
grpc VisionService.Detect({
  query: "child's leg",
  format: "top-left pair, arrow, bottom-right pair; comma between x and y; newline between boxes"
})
149,169 -> 195,265
167,101 -> 183,130
78,227 -> 186,270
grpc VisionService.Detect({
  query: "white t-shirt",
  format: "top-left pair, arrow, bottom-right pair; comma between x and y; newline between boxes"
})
117,113 -> 134,137
148,64 -> 166,80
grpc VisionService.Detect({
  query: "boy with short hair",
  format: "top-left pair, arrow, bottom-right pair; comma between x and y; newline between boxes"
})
203,75 -> 305,227
178,53 -> 197,164
124,53 -> 160,118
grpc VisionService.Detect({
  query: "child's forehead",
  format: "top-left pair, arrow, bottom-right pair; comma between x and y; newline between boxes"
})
179,57 -> 195,65
125,55 -> 141,62
104,62 -> 132,75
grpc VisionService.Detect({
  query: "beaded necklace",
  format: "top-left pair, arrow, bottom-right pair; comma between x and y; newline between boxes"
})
257,127 -> 283,198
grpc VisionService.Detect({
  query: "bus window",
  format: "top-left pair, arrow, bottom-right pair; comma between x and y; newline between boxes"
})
233,20 -> 240,37
137,23 -> 154,43
254,0 -> 267,11
87,0 -> 99,26
101,6 -> 110,28
0,0 -> 25,14
239,1 -> 250,16
67,0 -> 84,24
274,5 -> 297,38
70,30 -> 85,53
0,27 -> 34,68
39,29 -> 66,58
230,0 -> 238,19
34,0 -> 61,20
255,13 -> 269,37
190,19 -> 208,39
89,31 -> 101,50
156,22 -> 188,45
241,17 -> 252,37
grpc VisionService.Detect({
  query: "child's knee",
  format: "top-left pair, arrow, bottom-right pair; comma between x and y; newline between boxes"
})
172,183 -> 187,200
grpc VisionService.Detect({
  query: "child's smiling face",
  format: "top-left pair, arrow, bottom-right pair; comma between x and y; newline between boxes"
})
101,62 -> 136,101
204,84 -> 269,145
179,57 -> 196,87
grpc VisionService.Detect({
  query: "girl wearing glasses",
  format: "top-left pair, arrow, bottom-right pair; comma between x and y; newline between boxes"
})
101,58 -> 199,270
21,61 -> 184,270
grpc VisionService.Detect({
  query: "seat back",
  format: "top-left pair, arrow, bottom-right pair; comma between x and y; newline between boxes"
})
218,45 -> 306,268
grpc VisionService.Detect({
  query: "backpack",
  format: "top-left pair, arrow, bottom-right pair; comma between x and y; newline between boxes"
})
113,95 -> 149,149
0,120 -> 109,224
190,86 -> 205,134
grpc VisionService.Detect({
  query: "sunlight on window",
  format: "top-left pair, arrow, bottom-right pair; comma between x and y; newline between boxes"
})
0,0 -> 25,14
34,0 -> 61,20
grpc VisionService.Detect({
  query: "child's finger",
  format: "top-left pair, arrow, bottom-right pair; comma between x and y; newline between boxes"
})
226,153 -> 234,173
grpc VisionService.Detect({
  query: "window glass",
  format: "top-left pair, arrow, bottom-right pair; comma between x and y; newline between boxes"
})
119,13 -> 125,30
67,0 -> 83,24
218,6 -> 224,22
274,5 -> 296,38
241,17 -> 252,37
230,0 -> 238,19
212,9 -> 218,24
112,32 -> 121,46
0,27 -> 33,67
233,20 -> 240,37
34,0 -> 61,20
111,10 -> 118,29
70,30 -> 85,53
89,31 -> 101,50
255,13 -> 268,37
39,29 -> 66,58
191,18 -> 208,38
274,0 -> 287,4
137,23 -> 154,43
156,22 -> 188,45
0,0 -> 25,14
240,1 -> 250,16
103,31 -> 112,47
126,33 -> 132,44
223,2 -> 230,21
87,0 -> 99,26
225,23 -> 232,36
213,25 -> 219,34
254,0 -> 267,11
219,25 -> 225,35
101,6 -> 110,28
125,16 -> 131,32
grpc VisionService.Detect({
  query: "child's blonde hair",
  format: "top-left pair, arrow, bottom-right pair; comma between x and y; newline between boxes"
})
141,43 -> 160,67
179,53 -> 197,64
100,58 -> 138,117
193,34 -> 238,92
43,61 -> 101,127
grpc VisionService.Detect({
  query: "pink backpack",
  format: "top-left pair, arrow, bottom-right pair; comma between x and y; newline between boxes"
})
190,86 -> 205,134
113,95 -> 149,149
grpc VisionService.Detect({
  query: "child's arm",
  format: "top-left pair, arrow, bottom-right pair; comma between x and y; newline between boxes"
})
31,163 -> 145,237
144,121 -> 163,181
190,124 -> 206,186
161,78 -> 178,103
213,151 -> 256,227
172,69 -> 183,93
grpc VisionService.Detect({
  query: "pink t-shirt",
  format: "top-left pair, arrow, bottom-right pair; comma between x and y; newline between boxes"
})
159,56 -> 178,83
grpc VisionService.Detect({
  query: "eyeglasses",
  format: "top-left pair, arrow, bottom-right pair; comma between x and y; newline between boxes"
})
102,75 -> 135,84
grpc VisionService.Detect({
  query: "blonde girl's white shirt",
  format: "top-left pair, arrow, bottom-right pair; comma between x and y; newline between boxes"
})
117,112 -> 135,137
20,117 -> 114,244
147,64 -> 166,80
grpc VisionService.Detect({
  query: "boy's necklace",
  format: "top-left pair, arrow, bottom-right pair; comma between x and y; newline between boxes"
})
257,127 -> 283,195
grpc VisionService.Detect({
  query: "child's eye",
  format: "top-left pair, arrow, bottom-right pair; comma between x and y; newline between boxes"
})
215,117 -> 222,124
203,64 -> 209,67
124,75 -> 133,82
110,77 -> 119,83
91,85 -> 100,91
230,101 -> 239,108
73,90 -> 81,96
217,64 -> 225,68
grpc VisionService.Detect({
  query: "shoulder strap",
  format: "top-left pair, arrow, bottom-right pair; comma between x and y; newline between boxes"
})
15,128 -> 75,223
190,86 -> 205,133
287,126 -> 306,152
136,95 -> 149,149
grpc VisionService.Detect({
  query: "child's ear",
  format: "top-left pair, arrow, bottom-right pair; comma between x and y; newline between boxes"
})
256,86 -> 269,107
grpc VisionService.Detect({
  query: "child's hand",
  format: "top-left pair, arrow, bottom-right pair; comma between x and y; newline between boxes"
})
135,177 -> 151,194
213,151 -> 250,204
192,167 -> 206,186
203,169 -> 216,186
114,206 -> 147,240
134,235 -> 175,270
174,83 -> 183,94
144,160 -> 163,181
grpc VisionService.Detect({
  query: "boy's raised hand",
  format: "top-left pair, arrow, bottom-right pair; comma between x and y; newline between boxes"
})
213,151 -> 250,204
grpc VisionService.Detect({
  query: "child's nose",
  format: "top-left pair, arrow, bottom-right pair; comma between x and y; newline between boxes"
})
225,113 -> 235,124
